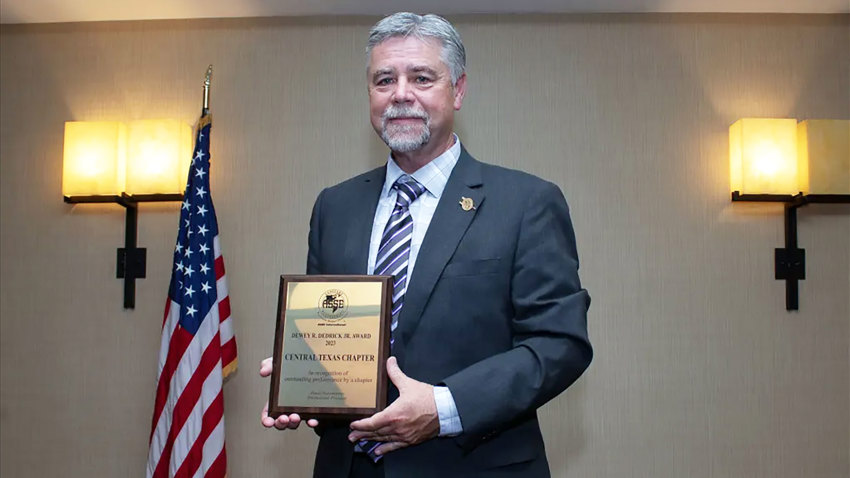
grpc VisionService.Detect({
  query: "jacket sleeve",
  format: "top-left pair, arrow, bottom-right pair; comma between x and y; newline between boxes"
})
306,189 -> 324,275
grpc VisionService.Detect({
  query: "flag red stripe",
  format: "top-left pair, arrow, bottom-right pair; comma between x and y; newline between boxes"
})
221,337 -> 237,368
205,448 -> 227,478
162,299 -> 172,328
150,324 -> 194,442
173,390 -> 224,478
214,256 -> 225,280
217,297 -> 231,323
219,295 -> 236,373
152,333 -> 222,478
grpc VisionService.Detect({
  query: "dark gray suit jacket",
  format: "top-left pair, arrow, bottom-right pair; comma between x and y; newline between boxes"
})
307,149 -> 592,478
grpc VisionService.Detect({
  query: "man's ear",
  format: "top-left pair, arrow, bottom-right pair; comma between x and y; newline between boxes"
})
453,73 -> 467,111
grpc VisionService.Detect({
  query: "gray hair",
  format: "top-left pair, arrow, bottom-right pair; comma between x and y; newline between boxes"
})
366,12 -> 466,85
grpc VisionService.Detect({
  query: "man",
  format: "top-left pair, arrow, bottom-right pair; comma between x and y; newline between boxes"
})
261,12 -> 592,478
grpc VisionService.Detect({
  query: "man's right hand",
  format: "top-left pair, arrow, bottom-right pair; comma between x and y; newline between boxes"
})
260,357 -> 320,430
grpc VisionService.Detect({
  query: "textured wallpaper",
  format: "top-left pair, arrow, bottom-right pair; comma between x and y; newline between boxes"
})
1,13 -> 848,477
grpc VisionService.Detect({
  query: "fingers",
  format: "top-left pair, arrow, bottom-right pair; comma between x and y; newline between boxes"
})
275,413 -> 301,430
385,356 -> 407,389
261,401 -> 275,427
272,413 -> 304,430
348,426 -> 397,443
349,406 -> 393,433
259,358 -> 320,430
348,407 -> 396,441
345,359 -> 439,455
259,357 -> 273,377
259,359 -> 276,427
261,408 -> 311,431
374,441 -> 407,456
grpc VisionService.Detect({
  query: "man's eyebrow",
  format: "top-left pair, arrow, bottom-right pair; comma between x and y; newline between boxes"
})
408,65 -> 438,75
371,68 -> 394,80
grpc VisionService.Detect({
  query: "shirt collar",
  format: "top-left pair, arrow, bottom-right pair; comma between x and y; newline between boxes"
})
383,133 -> 461,199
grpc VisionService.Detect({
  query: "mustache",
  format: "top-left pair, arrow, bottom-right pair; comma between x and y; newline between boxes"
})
382,106 -> 429,122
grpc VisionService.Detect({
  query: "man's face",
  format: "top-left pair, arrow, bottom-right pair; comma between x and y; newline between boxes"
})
367,36 -> 466,154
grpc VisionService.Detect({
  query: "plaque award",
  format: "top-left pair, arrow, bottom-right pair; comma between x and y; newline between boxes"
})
268,275 -> 392,420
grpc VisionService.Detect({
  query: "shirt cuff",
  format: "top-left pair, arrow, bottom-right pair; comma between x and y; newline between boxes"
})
433,386 -> 463,436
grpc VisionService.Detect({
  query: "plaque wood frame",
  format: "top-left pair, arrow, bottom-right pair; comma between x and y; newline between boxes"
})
268,274 -> 393,420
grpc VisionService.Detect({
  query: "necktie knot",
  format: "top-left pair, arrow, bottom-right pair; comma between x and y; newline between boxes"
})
393,175 -> 426,208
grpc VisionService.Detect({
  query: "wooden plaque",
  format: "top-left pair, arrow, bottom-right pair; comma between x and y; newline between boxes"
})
268,275 -> 393,420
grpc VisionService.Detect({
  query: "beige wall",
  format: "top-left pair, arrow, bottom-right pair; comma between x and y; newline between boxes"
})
1,13 -> 848,478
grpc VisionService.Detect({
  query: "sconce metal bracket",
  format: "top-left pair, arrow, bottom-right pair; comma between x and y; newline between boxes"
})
117,248 -> 146,279
732,191 -> 850,310
64,193 -> 183,309
774,248 -> 804,281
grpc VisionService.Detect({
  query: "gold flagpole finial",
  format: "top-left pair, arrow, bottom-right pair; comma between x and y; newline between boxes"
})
202,65 -> 213,115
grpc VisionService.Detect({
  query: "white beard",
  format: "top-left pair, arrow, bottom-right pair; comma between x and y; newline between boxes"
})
380,105 -> 431,152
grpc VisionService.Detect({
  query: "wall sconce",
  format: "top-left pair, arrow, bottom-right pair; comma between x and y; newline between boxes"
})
730,118 -> 850,310
63,119 -> 192,308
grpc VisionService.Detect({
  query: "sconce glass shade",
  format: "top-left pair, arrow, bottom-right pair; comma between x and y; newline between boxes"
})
797,119 -> 850,194
62,121 -> 126,196
729,118 -> 800,195
125,119 -> 193,195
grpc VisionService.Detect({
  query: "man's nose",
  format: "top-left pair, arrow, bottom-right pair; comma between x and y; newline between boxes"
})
391,78 -> 414,103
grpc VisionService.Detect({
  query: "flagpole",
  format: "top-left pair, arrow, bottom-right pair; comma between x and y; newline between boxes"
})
202,65 -> 212,116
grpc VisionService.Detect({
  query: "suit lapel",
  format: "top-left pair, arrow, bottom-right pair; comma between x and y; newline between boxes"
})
396,149 -> 485,353
344,166 -> 385,274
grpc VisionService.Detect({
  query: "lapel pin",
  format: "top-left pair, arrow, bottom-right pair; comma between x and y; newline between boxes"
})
459,197 -> 476,211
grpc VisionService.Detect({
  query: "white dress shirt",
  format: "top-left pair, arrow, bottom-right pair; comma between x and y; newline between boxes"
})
367,135 -> 463,436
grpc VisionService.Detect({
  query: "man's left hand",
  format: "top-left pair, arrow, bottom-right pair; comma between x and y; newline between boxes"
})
348,356 -> 440,456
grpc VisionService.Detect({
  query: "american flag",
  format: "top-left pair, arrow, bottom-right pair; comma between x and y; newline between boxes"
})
147,114 -> 237,478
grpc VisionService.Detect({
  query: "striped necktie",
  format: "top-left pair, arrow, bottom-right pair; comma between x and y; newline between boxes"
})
375,174 -> 426,347
355,174 -> 426,461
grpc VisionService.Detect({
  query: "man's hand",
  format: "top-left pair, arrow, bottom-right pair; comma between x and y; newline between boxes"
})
259,357 -> 319,430
347,357 -> 440,456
